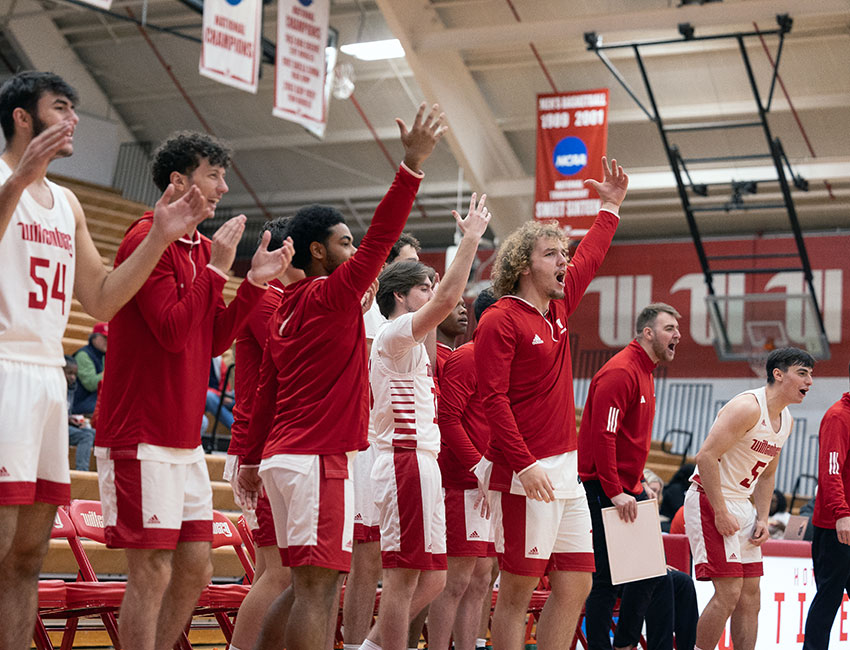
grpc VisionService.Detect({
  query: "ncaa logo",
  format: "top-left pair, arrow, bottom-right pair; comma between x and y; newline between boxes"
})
552,136 -> 588,176
298,0 -> 314,5
224,0 -> 242,5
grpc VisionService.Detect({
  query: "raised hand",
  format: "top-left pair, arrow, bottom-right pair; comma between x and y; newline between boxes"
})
247,232 -> 294,286
209,214 -> 247,274
584,156 -> 629,212
397,102 -> 448,173
361,278 -> 379,315
11,119 -> 75,187
149,185 -> 214,248
453,192 -> 491,240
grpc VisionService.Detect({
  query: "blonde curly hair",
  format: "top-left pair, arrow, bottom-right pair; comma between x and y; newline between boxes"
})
491,221 -> 569,298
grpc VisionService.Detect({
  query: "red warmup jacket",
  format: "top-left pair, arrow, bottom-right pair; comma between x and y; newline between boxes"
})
242,164 -> 423,462
437,342 -> 490,490
813,393 -> 850,529
227,280 -> 285,457
97,214 -> 264,449
577,339 -> 657,498
475,210 -> 618,492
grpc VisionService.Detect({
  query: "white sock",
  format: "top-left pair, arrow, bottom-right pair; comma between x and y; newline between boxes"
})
359,640 -> 382,650
344,645 -> 360,650
476,638 -> 488,648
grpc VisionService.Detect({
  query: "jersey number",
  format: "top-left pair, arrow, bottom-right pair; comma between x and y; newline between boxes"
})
29,256 -> 67,314
739,460 -> 768,489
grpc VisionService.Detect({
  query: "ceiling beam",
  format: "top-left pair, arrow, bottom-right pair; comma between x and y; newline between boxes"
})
416,0 -> 850,53
374,0 -> 531,238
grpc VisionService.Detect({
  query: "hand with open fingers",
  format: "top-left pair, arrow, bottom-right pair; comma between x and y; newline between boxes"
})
519,464 -> 555,503
611,492 -> 638,523
209,214 -> 247,274
11,119 -> 76,187
398,102 -> 448,173
584,156 -> 629,211
361,278 -> 379,315
149,185 -> 214,248
237,465 -> 263,511
714,509 -> 741,537
750,519 -> 770,546
474,483 -> 491,520
453,192 -> 491,240
248,233 -> 294,286
837,517 -> 850,545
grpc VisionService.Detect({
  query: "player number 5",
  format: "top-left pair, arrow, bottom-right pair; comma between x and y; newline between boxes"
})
739,460 -> 768,489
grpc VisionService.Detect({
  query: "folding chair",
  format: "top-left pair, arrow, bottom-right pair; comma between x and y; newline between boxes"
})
32,508 -> 73,650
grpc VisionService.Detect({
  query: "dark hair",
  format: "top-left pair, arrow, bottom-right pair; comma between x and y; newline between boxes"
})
635,302 -> 681,334
0,71 -> 79,141
376,259 -> 434,318
473,286 -> 497,322
287,204 -> 345,270
64,355 -> 77,367
387,232 -> 421,264
766,347 -> 815,384
771,489 -> 787,515
259,217 -> 290,252
150,131 -> 231,191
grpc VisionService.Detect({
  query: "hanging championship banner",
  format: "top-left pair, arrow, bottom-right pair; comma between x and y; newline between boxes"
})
274,0 -> 330,138
534,89 -> 609,236
199,0 -> 262,94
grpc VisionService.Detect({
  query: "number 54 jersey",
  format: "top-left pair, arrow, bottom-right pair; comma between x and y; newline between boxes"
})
0,159 -> 76,367
693,385 -> 793,500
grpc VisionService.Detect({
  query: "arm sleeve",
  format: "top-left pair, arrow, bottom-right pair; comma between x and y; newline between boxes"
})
562,210 -> 619,315
242,341 -> 280,465
587,367 -> 636,498
476,313 -> 536,473
818,410 -> 850,521
210,278 -> 266,356
74,351 -> 102,391
438,350 -> 483,471
320,164 -> 423,312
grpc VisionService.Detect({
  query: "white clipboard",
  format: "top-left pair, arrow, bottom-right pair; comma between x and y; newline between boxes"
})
601,499 -> 667,585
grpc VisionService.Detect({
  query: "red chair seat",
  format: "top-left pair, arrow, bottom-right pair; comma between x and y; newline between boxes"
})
201,583 -> 250,609
37,580 -> 67,611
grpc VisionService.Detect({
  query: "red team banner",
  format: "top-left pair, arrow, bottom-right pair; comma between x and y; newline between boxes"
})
535,89 -> 610,235
199,0 -> 262,94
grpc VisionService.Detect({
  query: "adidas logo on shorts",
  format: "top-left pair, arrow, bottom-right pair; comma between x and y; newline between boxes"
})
147,515 -> 161,525
354,513 -> 363,521
528,546 -> 539,555
729,552 -> 738,560
532,334 -> 544,345
0,467 -> 8,477
469,530 -> 480,539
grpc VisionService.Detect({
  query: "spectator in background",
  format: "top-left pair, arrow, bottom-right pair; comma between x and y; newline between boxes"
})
64,356 -> 94,471
72,322 -> 107,417
206,354 -> 234,431
768,489 -> 791,539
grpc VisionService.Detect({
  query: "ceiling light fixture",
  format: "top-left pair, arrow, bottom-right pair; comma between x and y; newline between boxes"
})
340,38 -> 405,61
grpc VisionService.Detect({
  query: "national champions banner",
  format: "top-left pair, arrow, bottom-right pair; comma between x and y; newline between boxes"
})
274,0 -> 329,137
535,89 -> 609,235
199,0 -> 262,94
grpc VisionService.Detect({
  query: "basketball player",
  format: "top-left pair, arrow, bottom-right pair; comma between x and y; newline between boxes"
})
238,103 -> 447,650
0,71 -> 215,650
685,347 -> 814,650
360,192 -> 491,650
94,131 -> 294,650
474,157 -> 629,650
428,288 -> 499,650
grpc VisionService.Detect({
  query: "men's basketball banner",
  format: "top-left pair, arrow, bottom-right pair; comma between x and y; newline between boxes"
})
535,89 -> 609,235
199,0 -> 262,94
274,0 -> 329,136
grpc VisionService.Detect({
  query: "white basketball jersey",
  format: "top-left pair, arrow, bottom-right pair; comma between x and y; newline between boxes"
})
0,159 -> 76,366
369,312 -> 440,454
701,386 -> 793,500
